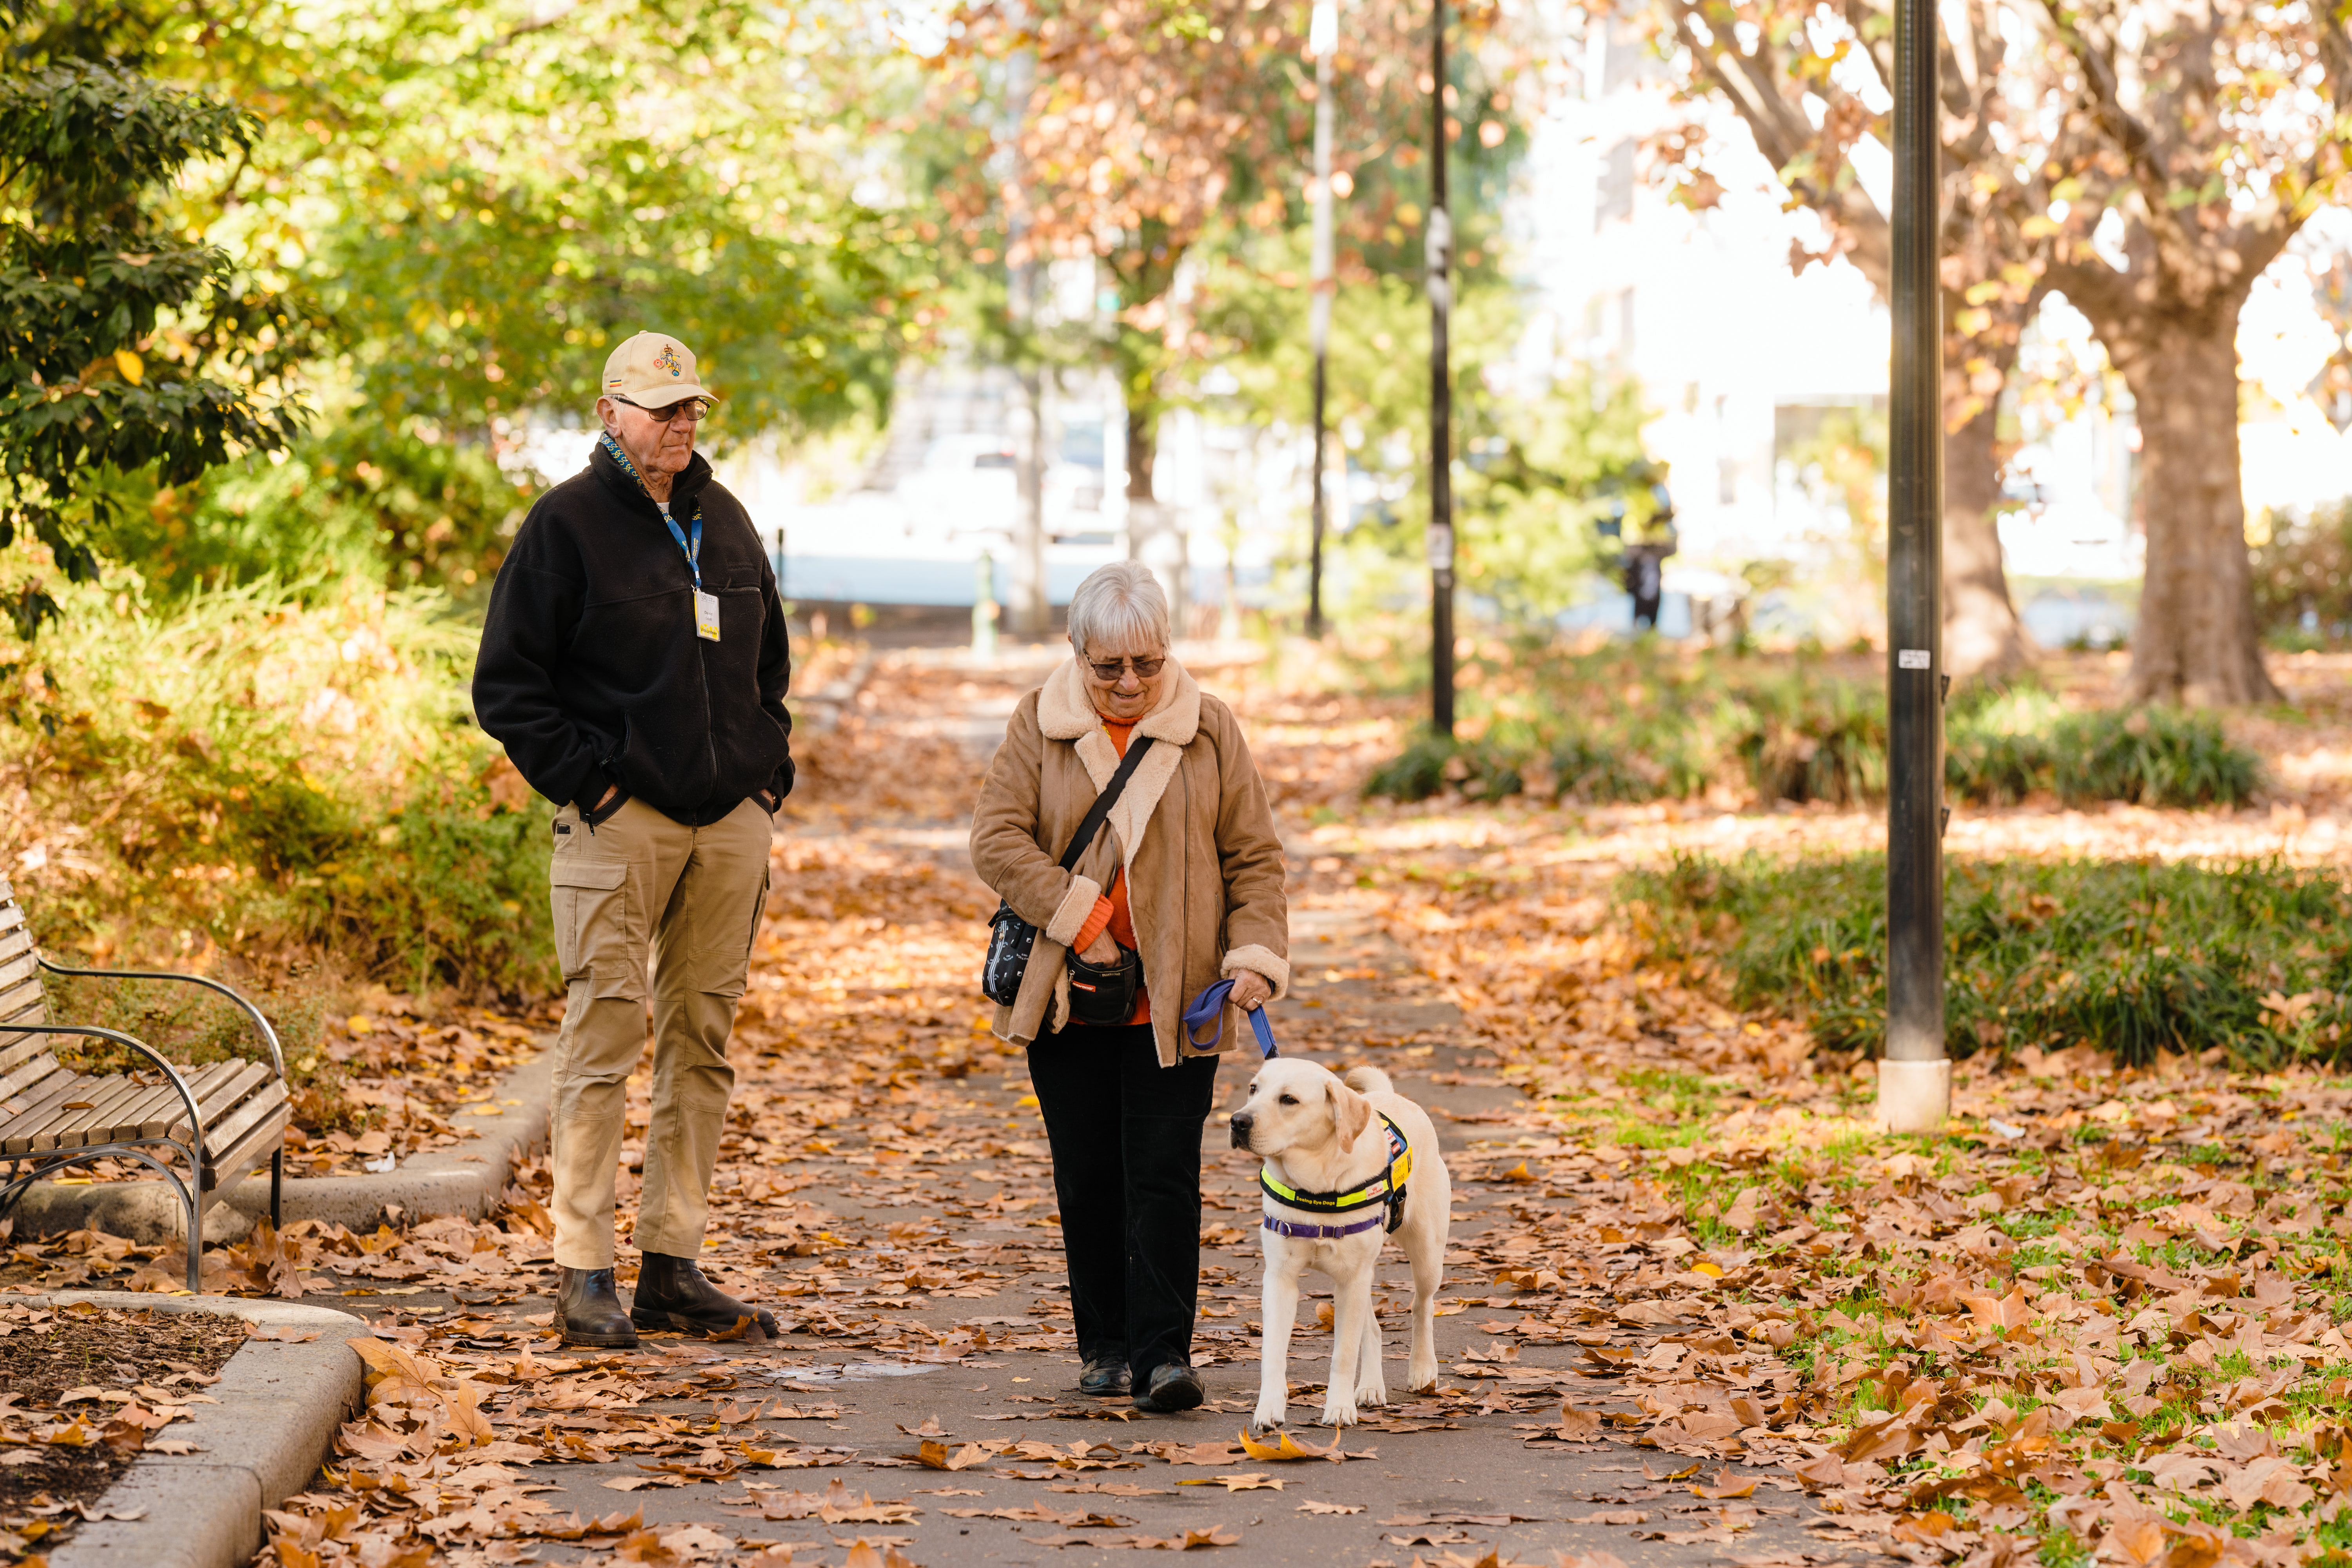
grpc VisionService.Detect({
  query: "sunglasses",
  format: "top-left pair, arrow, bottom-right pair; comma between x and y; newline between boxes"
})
1086,656 -> 1166,681
616,396 -> 711,424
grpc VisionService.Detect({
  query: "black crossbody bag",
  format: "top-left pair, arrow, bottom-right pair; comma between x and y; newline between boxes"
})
981,738 -> 1155,1009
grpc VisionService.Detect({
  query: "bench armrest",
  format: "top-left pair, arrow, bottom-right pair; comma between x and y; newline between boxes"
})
0,1024 -> 207,1158
34,959 -> 286,1081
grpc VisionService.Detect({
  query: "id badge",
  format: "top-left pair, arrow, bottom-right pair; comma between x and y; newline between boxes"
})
694,590 -> 720,642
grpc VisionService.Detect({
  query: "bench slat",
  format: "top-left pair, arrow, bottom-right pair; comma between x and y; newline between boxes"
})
162,1060 -> 268,1144
50,1077 -> 165,1151
194,1060 -> 270,1122
203,1077 -> 288,1163
206,1096 -> 289,1192
0,901 -> 23,935
0,927 -> 30,967
103,1079 -> 192,1143
0,1073 -> 97,1154
0,950 -> 36,994
138,1061 -> 238,1145
0,1064 -> 76,1124
0,1051 -> 63,1106
31,1077 -> 144,1153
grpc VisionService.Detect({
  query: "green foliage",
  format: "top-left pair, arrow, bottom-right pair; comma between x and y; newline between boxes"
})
1359,647 -> 2261,809
2251,499 -> 2352,635
0,62 -> 305,592
101,422 -> 536,597
1629,853 -> 2352,1068
1945,683 -> 2259,808
4,561 -> 550,996
301,3 -> 927,439
1730,668 -> 1887,805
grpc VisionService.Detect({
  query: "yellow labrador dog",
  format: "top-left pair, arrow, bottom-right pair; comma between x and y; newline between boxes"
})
1229,1059 -> 1449,1432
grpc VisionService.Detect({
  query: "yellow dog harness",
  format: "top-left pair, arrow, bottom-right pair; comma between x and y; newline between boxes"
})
1259,1113 -> 1412,1240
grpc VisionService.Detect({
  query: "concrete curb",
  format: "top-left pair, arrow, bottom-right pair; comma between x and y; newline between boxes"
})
31,1291 -> 367,1568
12,1046 -> 554,1244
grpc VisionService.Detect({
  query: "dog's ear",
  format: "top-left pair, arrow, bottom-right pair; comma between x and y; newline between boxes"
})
1331,1080 -> 1373,1152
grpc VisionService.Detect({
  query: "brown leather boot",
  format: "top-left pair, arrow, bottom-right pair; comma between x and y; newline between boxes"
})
632,1253 -> 780,1338
555,1266 -> 640,1349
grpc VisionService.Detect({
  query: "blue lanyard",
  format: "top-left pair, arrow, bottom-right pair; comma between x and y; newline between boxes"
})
662,510 -> 703,592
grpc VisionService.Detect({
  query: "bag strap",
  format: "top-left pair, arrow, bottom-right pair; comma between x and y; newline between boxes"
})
1056,737 -> 1155,873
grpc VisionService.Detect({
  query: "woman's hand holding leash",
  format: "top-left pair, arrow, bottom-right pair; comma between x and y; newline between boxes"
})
1228,971 -> 1272,1012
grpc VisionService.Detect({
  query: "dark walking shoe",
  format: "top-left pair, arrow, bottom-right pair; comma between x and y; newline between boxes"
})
632,1252 -> 780,1338
555,1266 -> 640,1349
1133,1363 -> 1205,1413
1078,1357 -> 1130,1397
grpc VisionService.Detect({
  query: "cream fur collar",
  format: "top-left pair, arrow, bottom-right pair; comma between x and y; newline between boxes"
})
1036,657 -> 1200,746
1035,658 -> 1200,863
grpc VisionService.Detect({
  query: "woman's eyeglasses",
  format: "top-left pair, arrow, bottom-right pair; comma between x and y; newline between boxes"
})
1087,656 -> 1166,681
617,397 -> 711,425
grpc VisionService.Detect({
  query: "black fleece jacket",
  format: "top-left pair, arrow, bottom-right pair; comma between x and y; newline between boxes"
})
472,441 -> 793,827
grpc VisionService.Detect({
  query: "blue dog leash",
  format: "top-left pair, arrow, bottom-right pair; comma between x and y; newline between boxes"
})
1181,978 -> 1277,1058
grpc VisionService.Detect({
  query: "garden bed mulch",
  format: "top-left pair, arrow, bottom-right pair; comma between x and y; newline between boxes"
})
0,1299 -> 248,1559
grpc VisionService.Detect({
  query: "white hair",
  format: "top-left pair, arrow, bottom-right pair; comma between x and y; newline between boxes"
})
1067,561 -> 1172,659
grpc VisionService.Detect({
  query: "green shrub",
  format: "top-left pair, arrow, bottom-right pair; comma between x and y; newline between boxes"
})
2045,707 -> 2258,807
1364,731 -> 1457,802
2,561 -> 552,998
1628,853 -> 2352,1067
1725,670 -> 1885,804
1360,647 -> 2261,812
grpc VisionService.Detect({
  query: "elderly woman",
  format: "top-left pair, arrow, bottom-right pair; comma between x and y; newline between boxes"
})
971,562 -> 1289,1413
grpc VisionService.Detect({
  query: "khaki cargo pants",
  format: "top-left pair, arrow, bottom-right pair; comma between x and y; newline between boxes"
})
545,795 -> 772,1269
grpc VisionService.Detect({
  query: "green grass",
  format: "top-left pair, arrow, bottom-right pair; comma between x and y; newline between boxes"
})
1627,853 -> 2352,1066
1360,649 -> 2259,809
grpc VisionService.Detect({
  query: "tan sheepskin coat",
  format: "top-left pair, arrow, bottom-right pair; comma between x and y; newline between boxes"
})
969,658 -> 1289,1067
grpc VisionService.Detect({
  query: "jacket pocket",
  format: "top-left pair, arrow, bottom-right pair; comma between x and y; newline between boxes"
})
549,856 -> 641,999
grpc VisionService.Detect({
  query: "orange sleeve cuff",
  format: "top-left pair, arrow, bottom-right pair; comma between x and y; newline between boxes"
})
1071,897 -> 1115,955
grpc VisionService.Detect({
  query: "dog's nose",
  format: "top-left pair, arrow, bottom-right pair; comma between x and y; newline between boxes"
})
1228,1113 -> 1254,1149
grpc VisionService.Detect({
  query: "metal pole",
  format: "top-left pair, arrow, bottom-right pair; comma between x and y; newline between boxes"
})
1427,0 -> 1454,737
1880,0 -> 1947,1131
1004,40 -> 1049,638
1307,0 -> 1338,639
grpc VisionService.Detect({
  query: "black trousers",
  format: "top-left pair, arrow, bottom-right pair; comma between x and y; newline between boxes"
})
1028,1021 -> 1220,1382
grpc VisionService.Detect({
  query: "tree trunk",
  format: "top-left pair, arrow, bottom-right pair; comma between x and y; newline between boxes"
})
1125,397 -> 1156,501
1941,400 -> 2033,681
2112,321 -> 2280,705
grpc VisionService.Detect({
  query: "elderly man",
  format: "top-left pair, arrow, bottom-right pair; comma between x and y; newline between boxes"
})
474,330 -> 791,1349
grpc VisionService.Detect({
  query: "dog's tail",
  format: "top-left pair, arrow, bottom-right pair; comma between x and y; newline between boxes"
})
1343,1065 -> 1394,1098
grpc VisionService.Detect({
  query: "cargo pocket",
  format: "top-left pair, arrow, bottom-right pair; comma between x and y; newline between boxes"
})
689,863 -> 769,1000
549,856 -> 641,999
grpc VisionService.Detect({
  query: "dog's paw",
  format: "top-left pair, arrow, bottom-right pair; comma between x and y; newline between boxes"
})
1250,1404 -> 1287,1436
1405,1359 -> 1439,1394
1319,1396 -> 1360,1428
1354,1377 -> 1388,1408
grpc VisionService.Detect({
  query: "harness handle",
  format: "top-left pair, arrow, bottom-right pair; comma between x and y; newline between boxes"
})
1180,978 -> 1276,1058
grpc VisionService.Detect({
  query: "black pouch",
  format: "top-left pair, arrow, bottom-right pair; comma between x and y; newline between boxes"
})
1065,944 -> 1142,1025
978,737 -> 1155,1008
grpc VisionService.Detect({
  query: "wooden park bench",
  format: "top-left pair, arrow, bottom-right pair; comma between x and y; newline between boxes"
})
0,877 -> 288,1291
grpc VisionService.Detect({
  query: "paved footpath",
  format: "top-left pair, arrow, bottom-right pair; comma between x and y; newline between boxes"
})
287,889 -> 1838,1568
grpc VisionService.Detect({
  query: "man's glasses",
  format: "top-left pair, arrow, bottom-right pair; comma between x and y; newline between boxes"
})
616,397 -> 711,425
1087,656 -> 1166,681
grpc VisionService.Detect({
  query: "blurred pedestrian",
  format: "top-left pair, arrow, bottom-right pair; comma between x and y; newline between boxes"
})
970,562 -> 1289,1412
474,330 -> 793,1349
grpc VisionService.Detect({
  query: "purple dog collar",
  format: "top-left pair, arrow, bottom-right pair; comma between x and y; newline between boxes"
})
1263,1212 -> 1386,1240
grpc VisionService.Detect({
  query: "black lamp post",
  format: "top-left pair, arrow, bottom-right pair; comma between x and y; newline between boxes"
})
1881,0 -> 1947,1131
1427,0 -> 1454,737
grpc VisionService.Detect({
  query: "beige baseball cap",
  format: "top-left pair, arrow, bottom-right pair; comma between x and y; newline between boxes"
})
600,330 -> 719,408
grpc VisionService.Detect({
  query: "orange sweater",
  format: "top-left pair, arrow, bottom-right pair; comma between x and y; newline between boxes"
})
1069,718 -> 1150,1024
